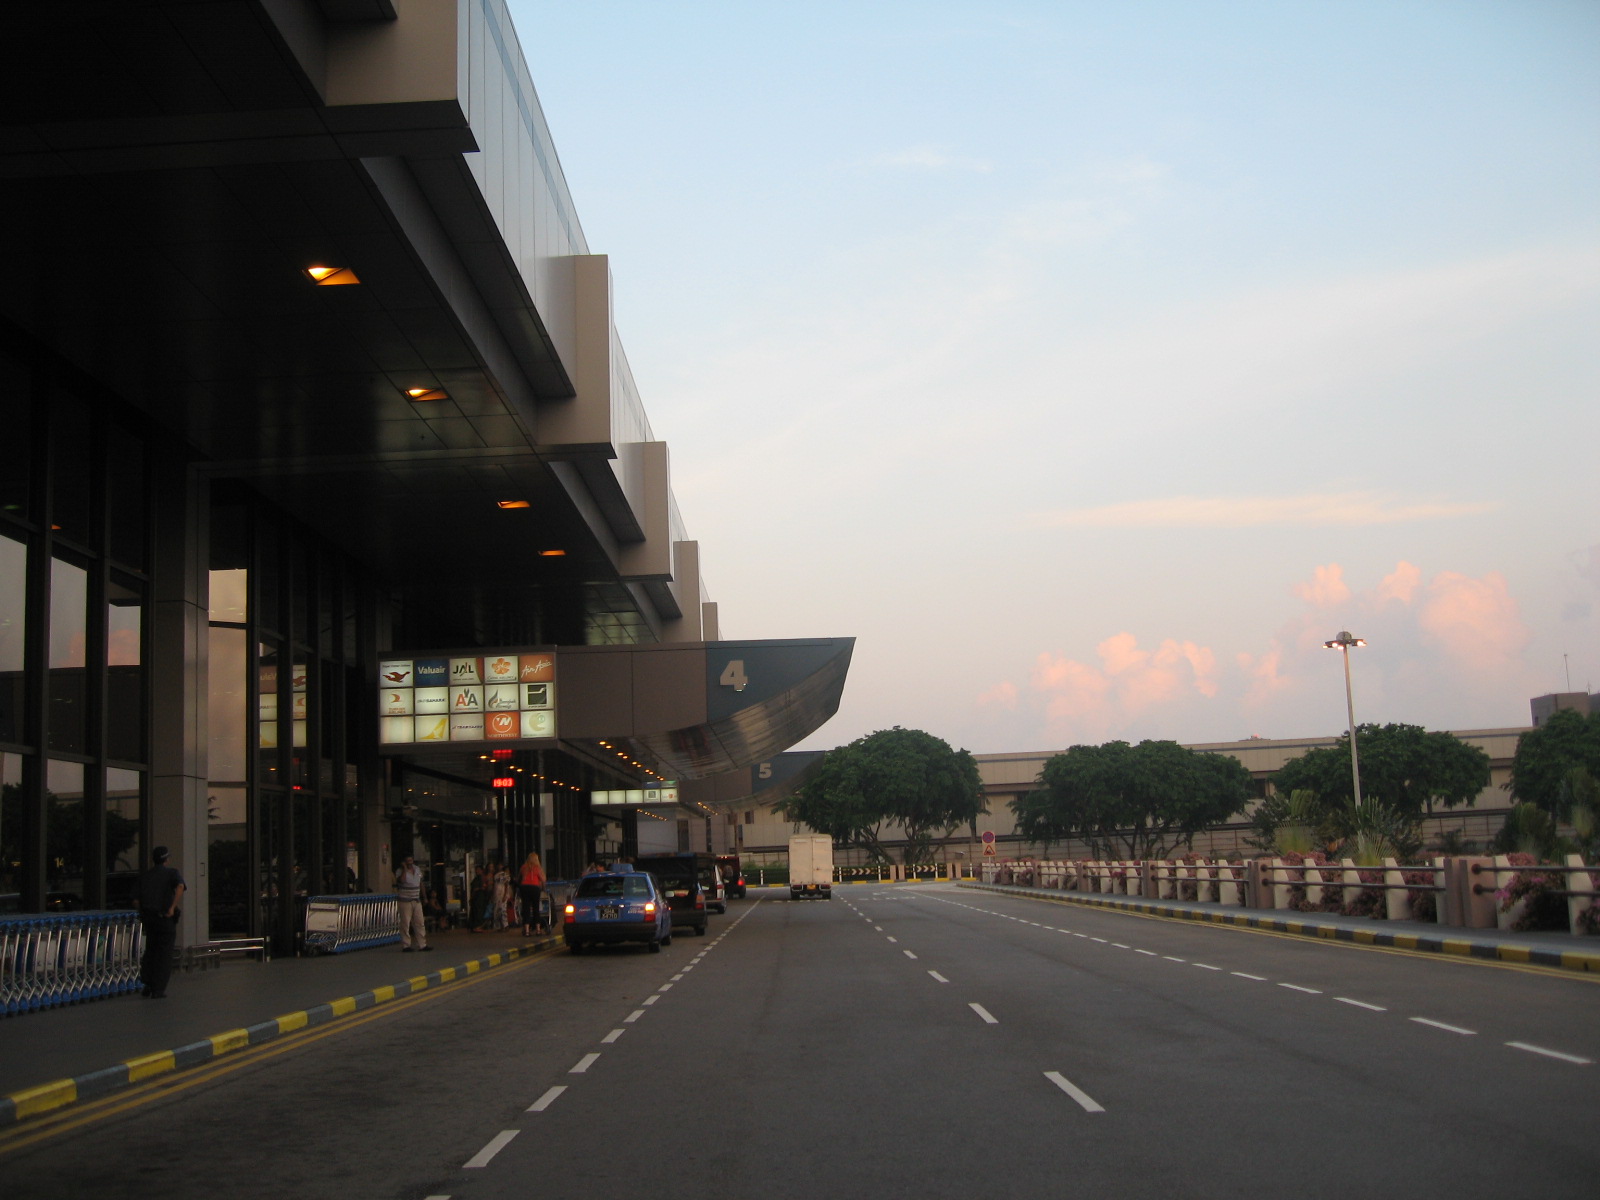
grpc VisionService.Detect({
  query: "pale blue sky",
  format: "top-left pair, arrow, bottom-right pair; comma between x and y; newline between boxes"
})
507,0 -> 1600,753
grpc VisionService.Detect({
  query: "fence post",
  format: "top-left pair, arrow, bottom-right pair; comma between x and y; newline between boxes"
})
1305,860 -> 1324,907
1382,858 -> 1409,921
1566,854 -> 1593,936
1492,855 -> 1520,930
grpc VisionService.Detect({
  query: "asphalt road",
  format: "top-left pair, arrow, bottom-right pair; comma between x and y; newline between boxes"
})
2,884 -> 1596,1200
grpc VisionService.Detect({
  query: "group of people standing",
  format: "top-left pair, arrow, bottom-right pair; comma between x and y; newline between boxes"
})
463,852 -> 547,935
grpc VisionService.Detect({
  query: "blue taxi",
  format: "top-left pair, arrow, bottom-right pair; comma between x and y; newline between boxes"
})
563,869 -> 673,954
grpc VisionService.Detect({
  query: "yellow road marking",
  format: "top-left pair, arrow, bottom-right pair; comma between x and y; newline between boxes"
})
0,945 -> 561,1156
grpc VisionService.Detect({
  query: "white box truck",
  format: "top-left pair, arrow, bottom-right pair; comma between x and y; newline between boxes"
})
788,834 -> 834,900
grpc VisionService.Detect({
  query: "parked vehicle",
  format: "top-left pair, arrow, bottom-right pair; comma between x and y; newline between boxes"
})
562,869 -> 673,953
635,853 -> 713,935
716,854 -> 747,899
700,859 -> 727,914
788,834 -> 833,900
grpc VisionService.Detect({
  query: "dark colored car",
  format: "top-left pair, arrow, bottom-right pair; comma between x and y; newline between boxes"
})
563,870 -> 673,954
635,853 -> 711,936
716,854 -> 747,899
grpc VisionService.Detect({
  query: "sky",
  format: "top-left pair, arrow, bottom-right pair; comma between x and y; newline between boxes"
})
506,0 -> 1600,756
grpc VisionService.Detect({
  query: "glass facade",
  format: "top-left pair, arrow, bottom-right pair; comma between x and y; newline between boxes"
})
0,341 -> 152,913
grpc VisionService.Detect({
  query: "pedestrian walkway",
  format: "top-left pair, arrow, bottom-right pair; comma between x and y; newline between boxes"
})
962,880 -> 1600,974
0,926 -> 557,1128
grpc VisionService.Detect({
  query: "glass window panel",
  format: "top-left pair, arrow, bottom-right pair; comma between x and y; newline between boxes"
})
106,577 -> 144,763
256,519 -> 280,634
48,391 -> 93,545
208,784 -> 249,935
0,533 -> 25,746
0,357 -> 30,522
105,766 -> 142,907
46,758 -> 84,906
48,556 -> 87,755
208,623 -> 248,784
210,567 -> 248,625
0,751 -> 22,895
106,425 -> 146,569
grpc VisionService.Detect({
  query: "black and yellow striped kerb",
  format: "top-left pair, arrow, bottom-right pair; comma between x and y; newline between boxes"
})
963,882 -> 1600,975
0,939 -> 555,1128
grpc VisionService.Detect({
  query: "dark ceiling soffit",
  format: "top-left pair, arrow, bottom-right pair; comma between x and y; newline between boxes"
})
642,578 -> 684,622
315,0 -> 399,21
0,103 -> 476,180
678,750 -> 827,810
572,457 -> 647,545
634,640 -> 854,780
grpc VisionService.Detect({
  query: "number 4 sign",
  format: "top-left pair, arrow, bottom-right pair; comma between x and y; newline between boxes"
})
719,659 -> 748,692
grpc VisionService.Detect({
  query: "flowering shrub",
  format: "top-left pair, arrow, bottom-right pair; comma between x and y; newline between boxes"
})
1342,868 -> 1388,919
1495,853 -> 1568,932
1403,868 -> 1439,923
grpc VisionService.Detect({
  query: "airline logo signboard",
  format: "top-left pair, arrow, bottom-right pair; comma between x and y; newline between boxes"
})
379,653 -> 557,749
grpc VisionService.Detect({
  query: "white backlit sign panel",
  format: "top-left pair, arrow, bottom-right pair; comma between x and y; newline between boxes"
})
379,653 -> 558,748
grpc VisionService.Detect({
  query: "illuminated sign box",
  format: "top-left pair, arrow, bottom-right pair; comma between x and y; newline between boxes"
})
379,653 -> 558,749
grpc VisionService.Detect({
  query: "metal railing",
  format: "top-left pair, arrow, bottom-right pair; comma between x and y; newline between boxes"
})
303,894 -> 401,955
1,911 -> 143,1016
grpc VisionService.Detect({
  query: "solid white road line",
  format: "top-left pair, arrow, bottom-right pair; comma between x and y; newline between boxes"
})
1279,983 -> 1322,994
1507,1041 -> 1592,1064
1411,1017 -> 1476,1035
1335,997 -> 1387,1012
463,1130 -> 520,1168
527,1085 -> 567,1112
928,970 -> 949,983
970,1003 -> 999,1024
601,1029 -> 625,1043
904,950 -> 918,959
570,1053 -> 601,1073
1231,972 -> 1267,981
1044,1071 -> 1105,1113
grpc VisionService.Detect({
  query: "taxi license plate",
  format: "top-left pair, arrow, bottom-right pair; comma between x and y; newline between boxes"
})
599,905 -> 620,919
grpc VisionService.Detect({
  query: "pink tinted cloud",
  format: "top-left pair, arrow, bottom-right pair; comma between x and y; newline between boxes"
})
1376,561 -> 1422,606
977,681 -> 1019,710
1292,563 -> 1351,608
1417,570 -> 1531,670
1027,633 -> 1220,741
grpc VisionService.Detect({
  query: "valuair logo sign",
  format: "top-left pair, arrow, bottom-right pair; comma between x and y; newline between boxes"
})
379,651 -> 558,750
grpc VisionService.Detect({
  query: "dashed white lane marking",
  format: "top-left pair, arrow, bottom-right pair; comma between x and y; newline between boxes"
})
671,973 -> 685,980
1090,937 -> 1107,943
1044,1071 -> 1105,1114
1279,983 -> 1322,994
886,936 -> 898,943
527,1085 -> 567,1112
624,1009 -> 646,1023
658,982 -> 674,992
570,1052 -> 601,1073
1507,1041 -> 1592,1065
1412,1017 -> 1476,1035
1231,971 -> 1267,981
1163,956 -> 1186,962
1195,963 -> 1222,970
928,970 -> 949,983
970,1003 -> 999,1024
1335,997 -> 1386,1012
643,994 -> 660,1005
874,926 -> 884,931
601,1029 -> 625,1043
904,950 -> 919,960
1135,949 -> 1157,956
463,1130 -> 519,1168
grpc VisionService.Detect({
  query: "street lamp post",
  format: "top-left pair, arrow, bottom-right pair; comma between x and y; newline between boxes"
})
1323,631 -> 1366,807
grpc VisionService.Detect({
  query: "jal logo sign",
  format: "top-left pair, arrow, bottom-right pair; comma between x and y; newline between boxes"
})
450,657 -> 483,685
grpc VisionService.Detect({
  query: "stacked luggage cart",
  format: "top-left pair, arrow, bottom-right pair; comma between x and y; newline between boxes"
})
302,893 -> 401,954
1,911 -> 143,1016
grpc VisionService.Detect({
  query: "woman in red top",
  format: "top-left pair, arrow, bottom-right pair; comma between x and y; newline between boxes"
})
518,851 -> 546,936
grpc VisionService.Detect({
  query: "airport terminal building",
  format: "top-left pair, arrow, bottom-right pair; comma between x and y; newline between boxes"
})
0,1 -> 851,950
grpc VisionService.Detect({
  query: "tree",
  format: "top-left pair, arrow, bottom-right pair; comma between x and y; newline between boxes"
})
1509,709 -> 1600,817
1271,723 -> 1490,820
1012,739 -> 1254,860
776,727 -> 986,864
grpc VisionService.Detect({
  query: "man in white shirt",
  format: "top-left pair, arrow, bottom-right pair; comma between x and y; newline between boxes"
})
394,853 -> 433,952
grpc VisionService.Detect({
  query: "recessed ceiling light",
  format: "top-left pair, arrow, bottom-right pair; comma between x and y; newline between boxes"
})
304,265 -> 360,286
539,549 -> 566,557
405,387 -> 449,402
496,500 -> 531,509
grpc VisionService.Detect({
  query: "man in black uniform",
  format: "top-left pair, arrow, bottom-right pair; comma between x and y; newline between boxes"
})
136,846 -> 186,999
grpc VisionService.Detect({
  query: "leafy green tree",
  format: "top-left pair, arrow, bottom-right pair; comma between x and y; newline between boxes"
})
1272,723 -> 1490,818
1013,739 -> 1253,860
776,727 -> 985,864
1509,709 -> 1600,817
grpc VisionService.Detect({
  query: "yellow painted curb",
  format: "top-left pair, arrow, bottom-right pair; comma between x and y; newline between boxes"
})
208,1028 -> 249,1055
13,1079 -> 76,1119
124,1050 -> 175,1083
